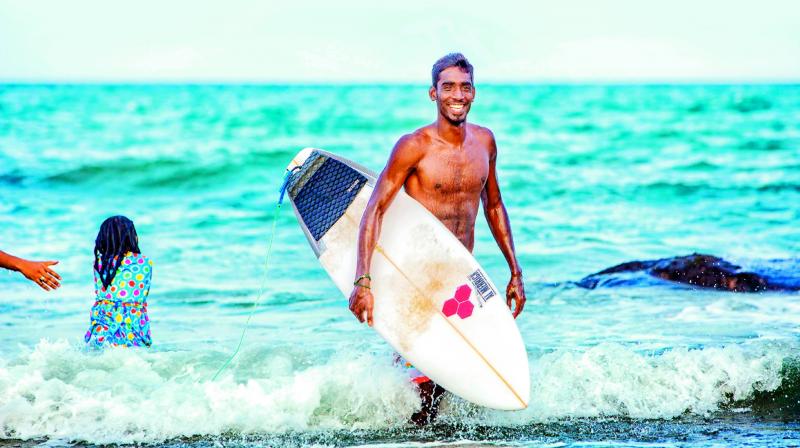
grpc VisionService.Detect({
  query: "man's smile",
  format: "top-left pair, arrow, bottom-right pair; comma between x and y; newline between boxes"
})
448,103 -> 466,113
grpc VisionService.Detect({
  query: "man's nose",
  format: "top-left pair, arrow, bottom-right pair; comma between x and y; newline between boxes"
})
452,89 -> 464,99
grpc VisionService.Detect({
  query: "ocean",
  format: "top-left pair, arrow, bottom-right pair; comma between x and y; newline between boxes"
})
0,84 -> 798,447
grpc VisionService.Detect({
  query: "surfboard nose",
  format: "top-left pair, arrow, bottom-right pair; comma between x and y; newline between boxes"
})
286,147 -> 316,171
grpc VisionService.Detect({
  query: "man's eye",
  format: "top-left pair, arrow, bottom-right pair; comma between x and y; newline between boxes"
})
443,85 -> 452,90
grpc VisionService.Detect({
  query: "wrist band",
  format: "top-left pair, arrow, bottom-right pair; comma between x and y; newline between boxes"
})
354,273 -> 371,289
354,274 -> 371,283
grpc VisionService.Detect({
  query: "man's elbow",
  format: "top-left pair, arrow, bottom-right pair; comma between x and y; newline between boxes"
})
363,201 -> 388,224
484,202 -> 504,216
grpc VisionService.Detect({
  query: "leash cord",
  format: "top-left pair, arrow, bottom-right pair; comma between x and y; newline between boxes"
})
211,169 -> 296,381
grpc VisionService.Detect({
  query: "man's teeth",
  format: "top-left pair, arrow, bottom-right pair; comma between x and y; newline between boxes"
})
450,104 -> 464,111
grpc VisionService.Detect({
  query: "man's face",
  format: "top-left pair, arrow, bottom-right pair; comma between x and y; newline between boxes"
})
429,66 -> 475,125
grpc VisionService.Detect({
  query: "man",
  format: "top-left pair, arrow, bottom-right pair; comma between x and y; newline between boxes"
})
0,250 -> 61,290
348,53 -> 526,424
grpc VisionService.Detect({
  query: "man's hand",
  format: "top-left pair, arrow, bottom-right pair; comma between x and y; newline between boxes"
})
506,274 -> 525,318
18,259 -> 61,291
348,285 -> 374,326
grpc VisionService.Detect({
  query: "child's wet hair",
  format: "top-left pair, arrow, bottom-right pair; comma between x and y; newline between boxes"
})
94,215 -> 141,289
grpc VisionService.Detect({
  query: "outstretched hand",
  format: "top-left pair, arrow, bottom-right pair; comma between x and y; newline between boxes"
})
19,260 -> 61,291
348,285 -> 374,326
506,274 -> 525,318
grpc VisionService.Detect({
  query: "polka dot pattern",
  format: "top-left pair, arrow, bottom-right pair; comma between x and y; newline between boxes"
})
85,252 -> 153,349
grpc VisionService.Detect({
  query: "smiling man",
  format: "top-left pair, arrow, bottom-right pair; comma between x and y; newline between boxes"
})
348,53 -> 526,424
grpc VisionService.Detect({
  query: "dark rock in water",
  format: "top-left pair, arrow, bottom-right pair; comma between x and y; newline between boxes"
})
578,253 -> 800,293
649,254 -> 769,292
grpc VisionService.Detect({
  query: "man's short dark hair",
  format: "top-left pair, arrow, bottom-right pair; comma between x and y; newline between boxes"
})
431,53 -> 473,87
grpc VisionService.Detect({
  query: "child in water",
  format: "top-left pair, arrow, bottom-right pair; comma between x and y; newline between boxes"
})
84,216 -> 153,348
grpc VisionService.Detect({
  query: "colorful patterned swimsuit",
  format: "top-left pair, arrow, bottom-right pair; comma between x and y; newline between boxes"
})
84,252 -> 153,348
395,354 -> 431,384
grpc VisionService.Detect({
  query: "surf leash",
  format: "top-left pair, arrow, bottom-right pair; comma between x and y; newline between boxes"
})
211,168 -> 298,381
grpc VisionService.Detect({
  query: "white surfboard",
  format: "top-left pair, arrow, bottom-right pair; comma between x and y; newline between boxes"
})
285,148 -> 530,410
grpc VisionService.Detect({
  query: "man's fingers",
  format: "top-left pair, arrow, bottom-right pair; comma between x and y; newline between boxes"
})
38,270 -> 60,289
45,266 -> 61,280
44,261 -> 59,266
353,300 -> 367,323
39,271 -> 57,289
513,297 -> 525,318
349,292 -> 374,326
349,292 -> 361,323
45,271 -> 61,285
45,277 -> 60,289
507,291 -> 520,312
507,277 -> 526,318
354,305 -> 365,323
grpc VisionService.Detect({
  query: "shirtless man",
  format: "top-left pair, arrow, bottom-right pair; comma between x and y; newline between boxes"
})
348,53 -> 526,424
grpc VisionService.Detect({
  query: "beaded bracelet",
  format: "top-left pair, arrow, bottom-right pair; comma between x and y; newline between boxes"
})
353,273 -> 371,289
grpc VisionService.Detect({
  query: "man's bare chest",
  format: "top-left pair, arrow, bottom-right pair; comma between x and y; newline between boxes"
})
414,146 -> 490,195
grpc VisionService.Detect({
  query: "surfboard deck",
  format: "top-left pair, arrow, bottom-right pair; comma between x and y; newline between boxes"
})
285,148 -> 530,410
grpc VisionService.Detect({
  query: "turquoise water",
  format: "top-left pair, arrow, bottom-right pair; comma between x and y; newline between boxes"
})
1,84 -> 799,447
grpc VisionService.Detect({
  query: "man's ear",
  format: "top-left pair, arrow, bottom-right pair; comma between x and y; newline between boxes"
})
429,85 -> 437,101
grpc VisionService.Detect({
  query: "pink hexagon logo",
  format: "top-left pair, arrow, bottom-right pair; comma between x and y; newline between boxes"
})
441,284 -> 474,319
442,298 -> 458,317
457,300 -> 474,318
454,285 -> 471,302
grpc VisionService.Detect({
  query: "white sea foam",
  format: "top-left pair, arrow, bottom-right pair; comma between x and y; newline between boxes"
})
440,341 -> 788,426
0,339 -> 792,444
0,339 -> 419,444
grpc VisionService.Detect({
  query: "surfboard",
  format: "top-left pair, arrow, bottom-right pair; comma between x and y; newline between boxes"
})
284,148 -> 530,410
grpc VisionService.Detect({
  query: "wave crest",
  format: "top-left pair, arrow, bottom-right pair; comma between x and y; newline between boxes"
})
0,339 -> 794,444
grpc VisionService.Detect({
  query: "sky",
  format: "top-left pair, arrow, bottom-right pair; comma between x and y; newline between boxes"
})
0,0 -> 798,83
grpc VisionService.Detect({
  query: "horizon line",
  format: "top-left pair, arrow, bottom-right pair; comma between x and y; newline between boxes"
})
2,78 -> 800,86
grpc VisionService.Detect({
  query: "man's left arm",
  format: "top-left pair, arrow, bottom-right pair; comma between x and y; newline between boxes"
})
480,132 -> 526,318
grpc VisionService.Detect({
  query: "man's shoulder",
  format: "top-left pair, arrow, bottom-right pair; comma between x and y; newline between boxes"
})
393,126 -> 434,154
404,125 -> 437,144
467,123 -> 495,142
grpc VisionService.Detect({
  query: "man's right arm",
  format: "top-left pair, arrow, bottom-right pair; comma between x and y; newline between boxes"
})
349,135 -> 421,326
0,250 -> 61,290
